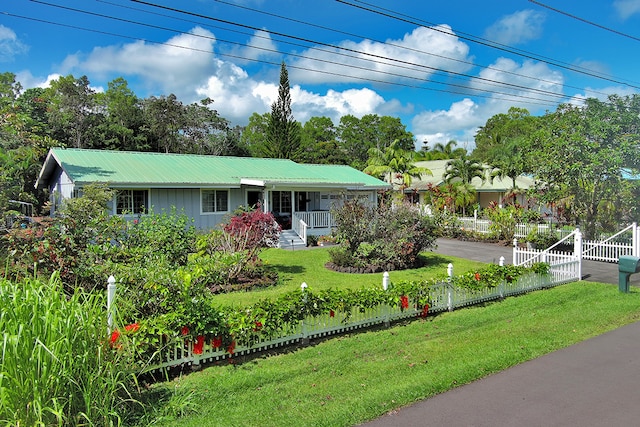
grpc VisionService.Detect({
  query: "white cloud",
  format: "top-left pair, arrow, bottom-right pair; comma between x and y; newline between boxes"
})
288,25 -> 473,85
567,85 -> 638,106
614,0 -> 640,19
484,10 -> 546,45
0,25 -> 28,62
411,98 -> 480,147
411,57 -> 566,149
472,57 -> 564,101
230,29 -> 278,62
61,27 -> 218,100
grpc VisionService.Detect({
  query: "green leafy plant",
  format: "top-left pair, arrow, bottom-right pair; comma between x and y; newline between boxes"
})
0,273 -> 140,426
328,199 -> 438,271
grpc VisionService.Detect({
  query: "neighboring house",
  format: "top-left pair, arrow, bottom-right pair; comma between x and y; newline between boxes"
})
402,160 -> 535,209
35,148 -> 390,241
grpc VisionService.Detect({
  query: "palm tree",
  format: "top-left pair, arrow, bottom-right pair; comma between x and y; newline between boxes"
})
440,181 -> 476,216
364,139 -> 431,190
444,155 -> 485,185
431,140 -> 467,159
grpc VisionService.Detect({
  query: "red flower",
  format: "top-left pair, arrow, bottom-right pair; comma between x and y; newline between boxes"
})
227,340 -> 236,355
181,326 -> 189,336
420,304 -> 429,318
474,272 -> 481,281
125,323 -> 140,332
212,336 -> 222,348
193,335 -> 205,355
109,330 -> 120,346
329,309 -> 335,318
253,321 -> 263,331
400,295 -> 409,310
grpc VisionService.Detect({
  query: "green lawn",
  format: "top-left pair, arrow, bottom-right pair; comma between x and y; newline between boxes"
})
138,250 -> 640,427
210,247 -> 486,306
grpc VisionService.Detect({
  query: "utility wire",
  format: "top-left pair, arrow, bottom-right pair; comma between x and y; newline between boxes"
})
529,0 -> 640,43
25,0 -> 566,103
127,0 -> 573,102
337,0 -> 640,90
3,11 -> 559,107
212,0 -> 608,98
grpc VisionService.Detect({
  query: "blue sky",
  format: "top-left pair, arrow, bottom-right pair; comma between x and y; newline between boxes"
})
2,0 -> 640,150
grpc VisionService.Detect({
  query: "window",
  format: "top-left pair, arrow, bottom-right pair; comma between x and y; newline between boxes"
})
116,190 -> 148,214
202,190 -> 229,213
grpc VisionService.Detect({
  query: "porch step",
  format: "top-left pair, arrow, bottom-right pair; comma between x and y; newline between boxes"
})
278,230 -> 306,250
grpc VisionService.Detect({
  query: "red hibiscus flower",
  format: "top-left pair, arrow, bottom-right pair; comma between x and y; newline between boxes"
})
212,336 -> 222,348
181,326 -> 189,336
329,309 -> 335,318
400,295 -> 409,310
125,323 -> 140,332
109,330 -> 120,347
474,272 -> 481,281
420,304 -> 429,318
193,335 -> 205,355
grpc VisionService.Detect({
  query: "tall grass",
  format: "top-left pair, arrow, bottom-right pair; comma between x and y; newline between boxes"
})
0,273 -> 138,426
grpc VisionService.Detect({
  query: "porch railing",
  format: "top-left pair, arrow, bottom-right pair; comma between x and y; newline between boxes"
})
295,211 -> 334,229
291,213 -> 308,245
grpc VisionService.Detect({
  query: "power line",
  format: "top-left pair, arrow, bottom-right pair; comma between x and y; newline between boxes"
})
3,11 -> 561,107
529,0 -> 640,43
25,0 -> 572,105
210,0 -> 608,100
127,0 -> 574,103
337,0 -> 640,90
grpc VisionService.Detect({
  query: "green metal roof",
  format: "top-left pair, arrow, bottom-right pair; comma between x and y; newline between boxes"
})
403,160 -> 534,192
36,148 -> 390,189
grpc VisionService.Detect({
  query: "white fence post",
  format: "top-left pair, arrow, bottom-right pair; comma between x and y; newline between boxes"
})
633,222 -> 639,257
300,282 -> 309,344
107,275 -> 116,333
512,238 -> 518,266
382,272 -> 390,327
447,263 -> 454,311
574,228 -> 583,280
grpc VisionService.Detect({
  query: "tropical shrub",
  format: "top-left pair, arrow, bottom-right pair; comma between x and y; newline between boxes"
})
485,203 -> 522,240
327,199 -> 438,271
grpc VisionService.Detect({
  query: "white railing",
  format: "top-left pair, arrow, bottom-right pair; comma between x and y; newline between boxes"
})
291,213 -> 308,245
455,215 -> 557,238
295,211 -> 334,229
109,257 -> 578,374
458,217 -> 491,234
513,228 -> 582,282
581,223 -> 639,262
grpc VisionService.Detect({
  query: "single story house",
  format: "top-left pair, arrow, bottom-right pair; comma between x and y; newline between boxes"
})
402,160 -> 535,209
35,148 -> 390,244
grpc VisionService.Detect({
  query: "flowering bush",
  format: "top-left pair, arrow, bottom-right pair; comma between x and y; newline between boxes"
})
115,262 -> 549,367
328,199 -> 439,271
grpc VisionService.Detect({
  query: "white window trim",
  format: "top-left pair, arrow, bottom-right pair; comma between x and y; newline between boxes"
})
201,189 -> 230,215
114,189 -> 149,215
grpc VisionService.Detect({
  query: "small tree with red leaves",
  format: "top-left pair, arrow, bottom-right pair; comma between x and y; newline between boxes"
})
222,207 -> 281,261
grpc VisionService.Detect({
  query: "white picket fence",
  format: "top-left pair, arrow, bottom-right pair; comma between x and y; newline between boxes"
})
581,223 -> 640,262
457,216 -> 564,238
458,216 -> 639,264
107,255 -> 582,374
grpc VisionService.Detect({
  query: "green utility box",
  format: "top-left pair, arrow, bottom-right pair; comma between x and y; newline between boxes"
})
618,255 -> 640,292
